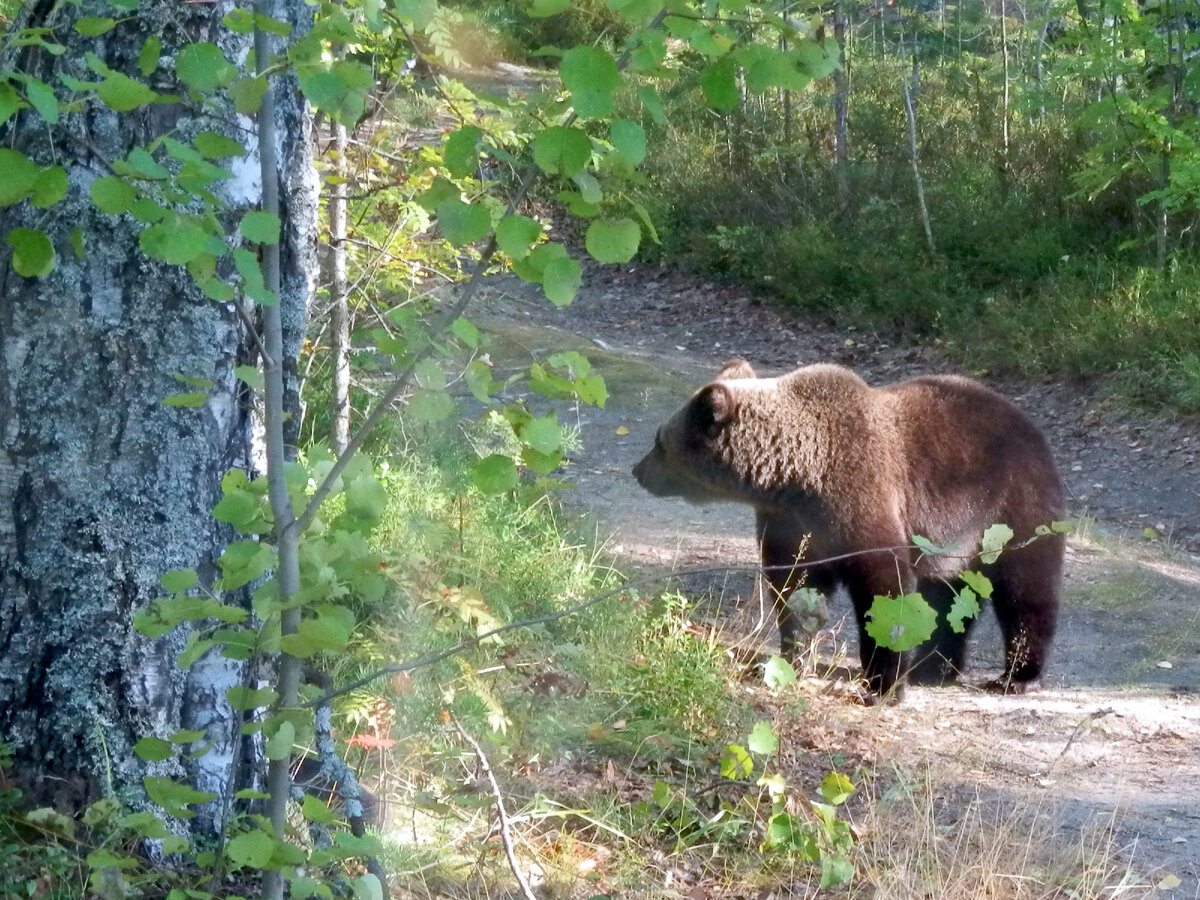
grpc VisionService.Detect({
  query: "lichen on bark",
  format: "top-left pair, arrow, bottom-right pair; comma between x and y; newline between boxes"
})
0,0 -> 316,821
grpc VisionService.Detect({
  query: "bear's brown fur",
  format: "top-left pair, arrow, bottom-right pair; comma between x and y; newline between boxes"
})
632,359 -> 1065,699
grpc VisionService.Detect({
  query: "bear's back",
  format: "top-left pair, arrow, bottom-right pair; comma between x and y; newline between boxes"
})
883,374 -> 1064,531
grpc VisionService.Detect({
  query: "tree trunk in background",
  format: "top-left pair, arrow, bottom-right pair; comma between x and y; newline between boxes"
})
999,0 -> 1012,198
330,115 -> 351,455
0,0 -> 315,820
833,0 -> 850,215
902,57 -> 936,256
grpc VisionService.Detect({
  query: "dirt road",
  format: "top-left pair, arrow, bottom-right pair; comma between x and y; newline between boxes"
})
476,263 -> 1200,895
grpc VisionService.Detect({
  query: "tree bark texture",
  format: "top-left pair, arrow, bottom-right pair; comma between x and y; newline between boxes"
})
0,0 -> 316,817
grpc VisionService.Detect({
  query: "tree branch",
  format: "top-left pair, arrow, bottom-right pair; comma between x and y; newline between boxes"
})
453,718 -> 538,900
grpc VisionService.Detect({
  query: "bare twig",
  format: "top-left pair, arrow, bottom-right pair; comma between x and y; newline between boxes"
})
452,719 -> 538,900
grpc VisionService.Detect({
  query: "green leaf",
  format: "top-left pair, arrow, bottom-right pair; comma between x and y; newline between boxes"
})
465,360 -> 498,402
70,227 -> 85,259
762,654 -> 796,689
223,8 -> 254,32
0,81 -> 19,127
819,772 -> 855,805
528,0 -> 571,16
229,76 -> 268,114
980,523 -> 1014,564
265,720 -> 295,762
134,737 -> 173,762
226,829 -> 276,869
118,811 -> 174,839
0,149 -> 38,206
719,743 -> 752,779
865,593 -> 938,651
140,221 -> 209,264
532,126 -> 592,178
177,633 -> 215,668
160,569 -> 198,592
279,606 -> 355,658
609,119 -> 646,166
820,855 -> 855,888
394,0 -> 438,28
450,317 -> 482,348
226,685 -> 279,711
297,61 -> 371,126
253,12 -> 292,35
217,540 -> 277,590
947,587 -> 980,634
436,198 -> 490,246
699,56 -> 738,112
75,17 -> 116,36
495,214 -> 542,260
764,812 -> 817,855
22,77 -> 58,124
125,147 -> 169,180
194,131 -> 244,159
747,720 -> 777,755
130,199 -> 165,223
959,570 -> 993,599
513,240 -> 566,281
235,365 -> 264,390
212,490 -> 263,530
542,256 -> 581,306
85,849 -> 138,869
7,228 -> 55,278
30,166 -> 67,208
560,46 -> 620,118
794,38 -> 839,80
345,473 -> 388,523
472,454 -> 518,493
519,413 -> 561,455
444,125 -> 483,179
143,776 -> 217,819
353,875 -> 384,900
402,387 -> 451,423
636,84 -> 665,124
585,218 -> 640,263
240,210 -> 280,244
570,176 -> 599,209
91,176 -> 136,214
302,794 -> 338,824
176,42 -> 236,92
97,72 -> 159,112
138,36 -> 162,76
912,534 -> 957,555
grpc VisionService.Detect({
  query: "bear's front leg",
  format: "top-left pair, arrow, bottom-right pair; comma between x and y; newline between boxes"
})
847,551 -> 917,702
757,513 -> 820,659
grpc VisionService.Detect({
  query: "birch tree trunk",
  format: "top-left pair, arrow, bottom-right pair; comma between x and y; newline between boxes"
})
0,0 -> 315,822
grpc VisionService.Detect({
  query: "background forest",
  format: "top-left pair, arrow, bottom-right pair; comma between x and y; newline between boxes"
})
0,0 -> 1197,898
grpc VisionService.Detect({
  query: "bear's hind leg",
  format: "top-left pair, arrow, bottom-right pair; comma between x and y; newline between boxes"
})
907,578 -> 970,686
988,536 -> 1063,692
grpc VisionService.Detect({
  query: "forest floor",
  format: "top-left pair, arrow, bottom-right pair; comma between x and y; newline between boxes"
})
474,260 -> 1200,897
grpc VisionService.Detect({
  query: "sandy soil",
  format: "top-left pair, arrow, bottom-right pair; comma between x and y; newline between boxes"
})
472,262 -> 1200,896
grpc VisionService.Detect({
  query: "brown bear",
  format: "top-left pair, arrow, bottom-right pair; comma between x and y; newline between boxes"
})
632,359 -> 1065,700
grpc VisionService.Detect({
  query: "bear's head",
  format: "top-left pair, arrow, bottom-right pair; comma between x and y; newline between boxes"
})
631,359 -> 757,505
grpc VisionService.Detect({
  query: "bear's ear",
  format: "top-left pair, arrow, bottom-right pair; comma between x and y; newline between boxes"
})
718,358 -> 756,380
693,383 -> 738,435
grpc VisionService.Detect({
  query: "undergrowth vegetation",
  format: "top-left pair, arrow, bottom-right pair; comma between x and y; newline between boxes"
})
629,50 -> 1200,414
